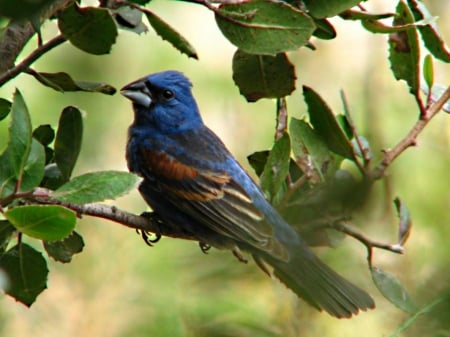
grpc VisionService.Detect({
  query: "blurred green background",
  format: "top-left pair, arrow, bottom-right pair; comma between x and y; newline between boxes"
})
0,1 -> 449,336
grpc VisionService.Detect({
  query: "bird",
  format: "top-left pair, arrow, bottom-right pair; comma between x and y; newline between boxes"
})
121,70 -> 375,318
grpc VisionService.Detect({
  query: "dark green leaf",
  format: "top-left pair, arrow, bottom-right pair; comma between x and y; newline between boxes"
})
114,6 -> 148,34
303,86 -> 354,159
0,149 -> 15,198
422,54 -> 434,89
394,197 -> 412,246
0,220 -> 15,254
371,266 -> 417,313
289,118 -> 331,182
232,50 -> 295,102
8,89 -> 32,180
408,0 -> 450,63
126,0 -> 152,4
336,114 -> 353,139
43,231 -> 84,263
0,0 -> 52,19
312,18 -> 336,40
388,1 -> 420,97
340,9 -> 396,21
54,106 -> 83,181
303,0 -> 361,18
41,163 -> 66,190
259,133 -> 291,201
52,171 -> 141,204
0,98 -> 11,121
247,150 -> 269,177
30,71 -> 116,95
33,124 -> 55,146
145,11 -> 198,59
5,205 -> 76,242
216,0 -> 315,55
58,3 -> 117,55
0,243 -> 48,306
20,139 -> 45,192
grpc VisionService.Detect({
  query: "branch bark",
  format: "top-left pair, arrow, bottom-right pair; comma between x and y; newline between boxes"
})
371,86 -> 450,180
0,0 -> 71,77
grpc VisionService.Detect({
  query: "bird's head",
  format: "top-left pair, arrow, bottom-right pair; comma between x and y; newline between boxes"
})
121,70 -> 203,133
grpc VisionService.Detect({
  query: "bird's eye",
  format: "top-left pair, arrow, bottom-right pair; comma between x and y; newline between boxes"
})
162,89 -> 174,100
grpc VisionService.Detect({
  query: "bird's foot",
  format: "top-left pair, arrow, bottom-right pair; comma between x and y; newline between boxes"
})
137,211 -> 163,246
199,242 -> 211,254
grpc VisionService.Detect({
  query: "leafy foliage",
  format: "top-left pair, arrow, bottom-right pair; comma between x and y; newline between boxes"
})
0,0 -> 449,332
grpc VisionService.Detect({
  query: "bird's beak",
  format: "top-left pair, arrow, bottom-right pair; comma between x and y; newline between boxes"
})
120,80 -> 153,108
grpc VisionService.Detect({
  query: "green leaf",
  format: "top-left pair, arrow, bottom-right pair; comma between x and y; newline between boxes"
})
361,16 -> 435,34
289,118 -> 332,181
408,0 -> 450,63
390,293 -> 450,337
232,50 -> 296,102
422,54 -> 434,89
0,98 -> 11,121
0,220 -> 15,254
371,266 -> 417,313
113,6 -> 148,34
0,148 -> 15,198
145,11 -> 198,59
33,124 -> 55,146
43,231 -> 84,263
312,18 -> 336,40
58,3 -> 118,55
5,205 -> 76,242
259,133 -> 291,201
0,243 -> 48,306
8,89 -> 32,180
52,171 -> 141,204
388,1 -> 420,97
340,9 -> 396,21
29,71 -> 116,95
303,0 -> 361,18
54,106 -> 83,181
303,86 -> 354,159
20,138 -> 46,192
126,0 -> 152,4
0,0 -> 53,19
394,197 -> 412,246
247,150 -> 269,177
215,0 -> 315,55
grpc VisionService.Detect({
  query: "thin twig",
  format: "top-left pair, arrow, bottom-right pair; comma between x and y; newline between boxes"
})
371,85 -> 450,180
0,34 -> 66,87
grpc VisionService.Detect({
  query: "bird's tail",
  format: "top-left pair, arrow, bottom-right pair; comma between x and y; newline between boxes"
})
258,245 -> 375,318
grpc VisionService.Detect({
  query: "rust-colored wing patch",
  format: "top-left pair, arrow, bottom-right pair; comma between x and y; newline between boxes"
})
142,150 -> 199,181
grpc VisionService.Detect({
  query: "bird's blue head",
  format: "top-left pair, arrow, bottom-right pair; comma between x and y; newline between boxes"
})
121,70 -> 203,133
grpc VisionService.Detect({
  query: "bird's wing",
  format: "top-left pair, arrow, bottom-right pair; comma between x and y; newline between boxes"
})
140,148 -> 289,260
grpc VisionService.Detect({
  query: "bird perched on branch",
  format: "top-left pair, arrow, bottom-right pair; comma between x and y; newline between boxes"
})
121,70 -> 375,318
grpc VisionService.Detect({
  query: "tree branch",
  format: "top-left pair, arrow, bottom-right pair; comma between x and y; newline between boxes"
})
31,193 -> 198,241
371,86 -> 450,180
0,0 -> 71,82
0,35 -> 66,87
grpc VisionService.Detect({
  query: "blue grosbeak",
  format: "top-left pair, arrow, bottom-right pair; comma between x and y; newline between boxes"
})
121,70 -> 375,318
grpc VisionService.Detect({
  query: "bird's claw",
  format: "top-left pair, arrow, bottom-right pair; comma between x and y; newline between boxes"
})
199,242 -> 211,254
137,211 -> 163,246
